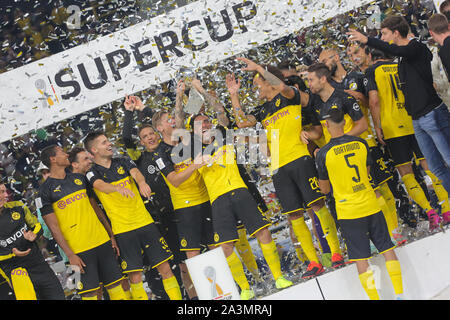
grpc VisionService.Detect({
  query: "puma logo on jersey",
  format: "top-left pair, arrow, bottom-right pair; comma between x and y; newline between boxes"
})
53,185 -> 61,192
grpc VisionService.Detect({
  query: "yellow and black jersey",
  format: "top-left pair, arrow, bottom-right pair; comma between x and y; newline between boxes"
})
316,135 -> 380,220
195,126 -> 248,204
0,201 -> 43,262
86,157 -> 154,235
308,90 -> 374,146
37,172 -> 110,254
154,135 -> 210,211
251,87 -> 311,170
330,72 -> 377,148
365,61 -> 414,140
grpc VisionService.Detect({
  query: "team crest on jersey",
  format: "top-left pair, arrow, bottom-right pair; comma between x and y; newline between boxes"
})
275,99 -> 281,107
74,179 -> 82,186
117,166 -> 125,175
180,238 -> 187,248
349,82 -> 358,90
214,233 -> 220,243
121,260 -> 127,270
147,165 -> 156,175
11,212 -> 20,221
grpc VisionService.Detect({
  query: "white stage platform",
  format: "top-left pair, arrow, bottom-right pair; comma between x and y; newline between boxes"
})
262,230 -> 450,300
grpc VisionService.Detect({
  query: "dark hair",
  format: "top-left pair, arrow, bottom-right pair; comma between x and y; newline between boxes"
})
68,146 -> 86,164
380,15 -> 410,38
440,0 -> 450,13
40,144 -> 58,168
324,108 -> 345,124
285,75 -> 307,92
428,14 -> 449,35
444,11 -> 450,21
277,60 -> 296,70
307,63 -> 331,82
83,131 -> 105,153
138,124 -> 155,137
369,48 -> 391,61
254,65 -> 285,82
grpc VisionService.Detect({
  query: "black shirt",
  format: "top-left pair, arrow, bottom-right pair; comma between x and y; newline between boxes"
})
330,70 -> 369,96
122,110 -> 173,213
367,37 -> 442,119
439,36 -> 450,82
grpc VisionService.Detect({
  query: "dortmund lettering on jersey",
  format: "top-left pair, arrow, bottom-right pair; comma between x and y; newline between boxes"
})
86,157 -> 153,235
316,135 -> 380,220
155,135 -> 209,210
309,90 -> 368,146
196,126 -> 248,204
251,87 -> 310,170
37,172 -> 109,254
366,61 -> 414,139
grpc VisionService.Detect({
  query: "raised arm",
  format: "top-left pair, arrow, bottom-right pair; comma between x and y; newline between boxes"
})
122,95 -> 141,161
347,29 -> 419,59
175,80 -> 187,129
191,79 -> 230,127
237,57 -> 295,99
225,73 -> 257,128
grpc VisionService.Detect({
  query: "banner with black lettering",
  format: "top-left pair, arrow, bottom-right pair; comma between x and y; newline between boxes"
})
0,0 -> 371,143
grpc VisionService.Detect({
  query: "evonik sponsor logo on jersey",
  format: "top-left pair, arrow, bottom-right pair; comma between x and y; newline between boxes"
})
56,191 -> 89,210
0,224 -> 27,247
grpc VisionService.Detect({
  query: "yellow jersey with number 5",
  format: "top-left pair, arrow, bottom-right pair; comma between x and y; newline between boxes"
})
316,135 -> 380,220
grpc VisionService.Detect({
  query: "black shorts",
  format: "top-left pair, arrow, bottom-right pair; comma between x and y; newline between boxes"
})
238,164 -> 269,214
385,135 -> 425,167
338,211 -> 395,261
369,146 -> 393,188
0,246 -> 65,300
145,204 -> 186,265
76,240 -> 124,295
115,223 -> 173,273
272,156 -> 325,214
211,188 -> 271,245
175,201 -> 215,251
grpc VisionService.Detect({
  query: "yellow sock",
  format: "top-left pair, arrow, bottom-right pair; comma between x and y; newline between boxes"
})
378,182 -> 399,232
106,284 -> 127,300
259,240 -> 282,281
377,194 -> 394,237
359,270 -> 380,300
236,228 -> 260,280
314,206 -> 341,255
124,289 -> 133,300
162,276 -> 182,300
386,260 -> 403,295
290,217 -> 320,263
129,281 -> 149,300
82,294 -> 98,300
402,173 -> 432,211
426,170 -> 450,213
295,246 -> 308,263
226,251 -> 250,291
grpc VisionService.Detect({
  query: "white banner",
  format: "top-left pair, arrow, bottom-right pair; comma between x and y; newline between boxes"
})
0,0 -> 372,143
185,247 -> 240,300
